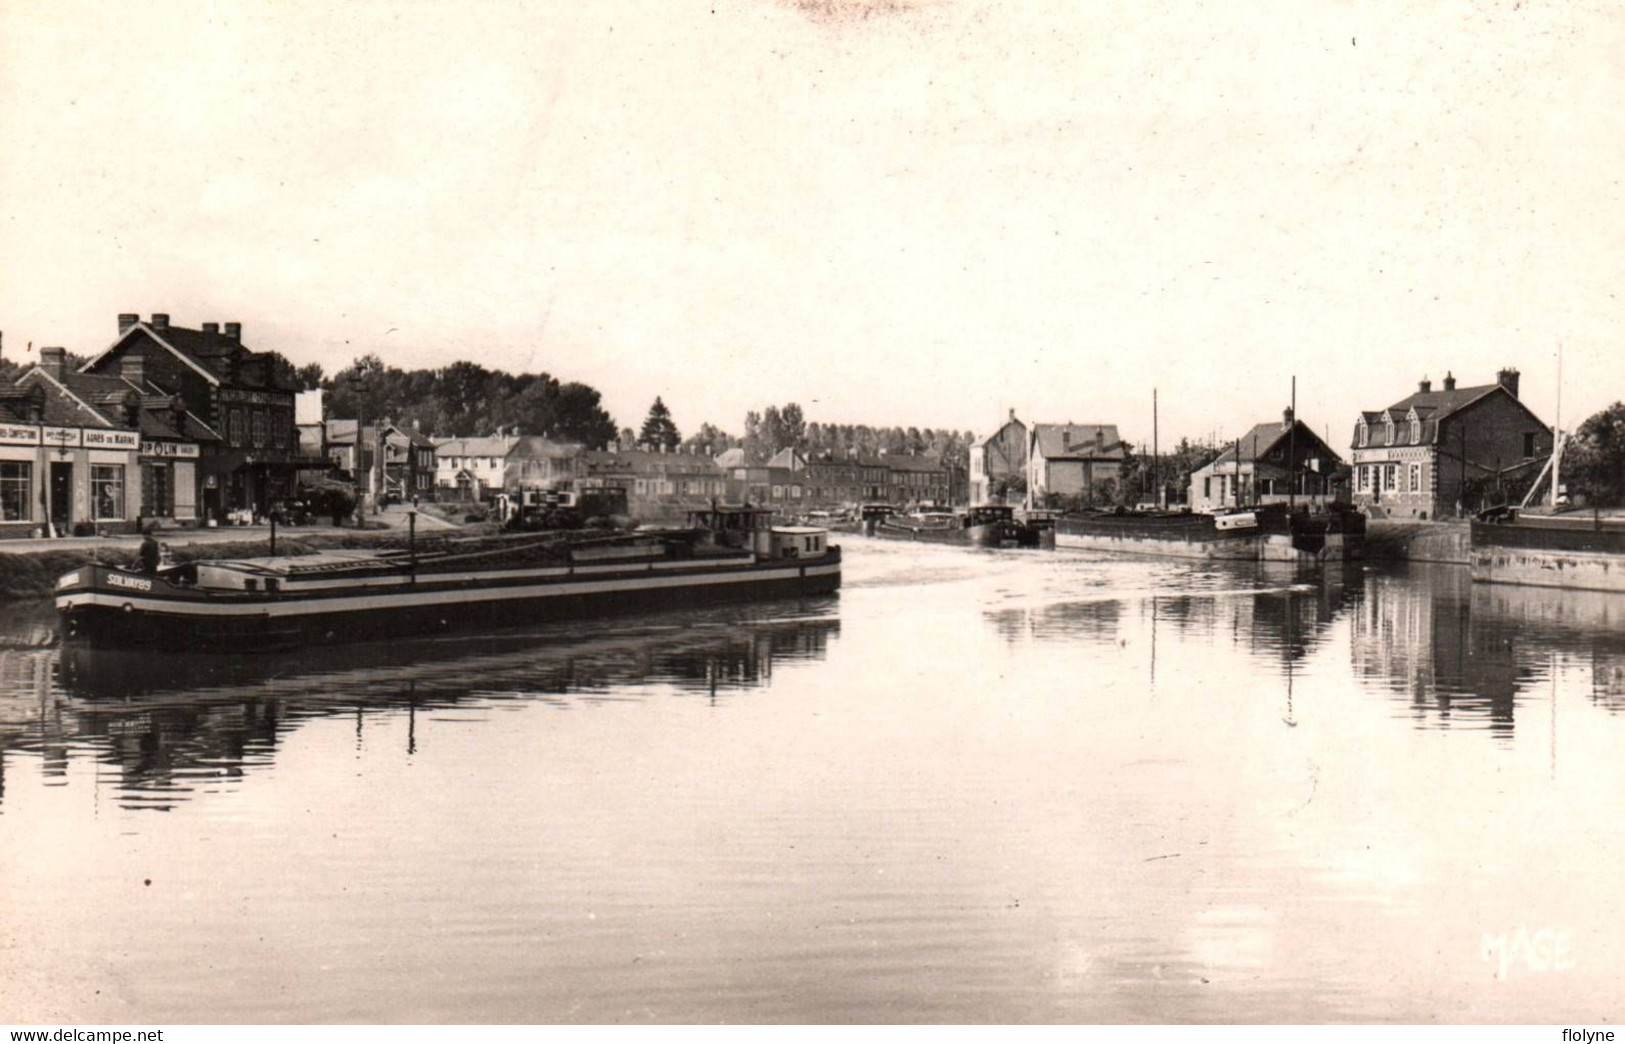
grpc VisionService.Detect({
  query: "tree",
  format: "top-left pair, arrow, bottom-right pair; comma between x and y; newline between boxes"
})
295,361 -> 326,392
639,396 -> 681,450
1565,403 -> 1625,507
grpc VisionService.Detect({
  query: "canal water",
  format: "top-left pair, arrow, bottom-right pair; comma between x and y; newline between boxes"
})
2,540 -> 1624,1023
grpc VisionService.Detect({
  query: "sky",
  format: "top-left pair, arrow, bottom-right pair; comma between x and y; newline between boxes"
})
1,0 -> 1620,449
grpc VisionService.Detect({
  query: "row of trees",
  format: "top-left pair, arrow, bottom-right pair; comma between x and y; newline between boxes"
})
319,355 -> 619,448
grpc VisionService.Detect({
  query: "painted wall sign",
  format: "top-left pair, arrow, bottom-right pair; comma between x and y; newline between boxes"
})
219,388 -> 294,407
83,428 -> 140,450
0,424 -> 42,446
141,440 -> 201,459
42,426 -> 81,447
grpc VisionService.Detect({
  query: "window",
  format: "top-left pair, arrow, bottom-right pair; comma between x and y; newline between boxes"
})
273,412 -> 290,448
1358,466 -> 1371,492
1,462 -> 30,521
229,409 -> 246,446
1203,477 -> 1212,499
1410,420 -> 1421,443
91,465 -> 125,520
1384,464 -> 1397,491
251,411 -> 268,447
1408,463 -> 1420,492
1524,433 -> 1537,457
1358,422 -> 1368,447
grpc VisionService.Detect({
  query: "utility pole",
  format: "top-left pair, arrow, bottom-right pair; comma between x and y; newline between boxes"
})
1288,376 -> 1297,513
350,376 -> 367,523
1152,388 -> 1160,509
1552,341 -> 1563,509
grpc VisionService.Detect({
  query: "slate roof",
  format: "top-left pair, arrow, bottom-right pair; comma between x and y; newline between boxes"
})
1206,419 -> 1341,469
1354,381 -> 1527,448
434,435 -> 521,458
1031,423 -> 1126,460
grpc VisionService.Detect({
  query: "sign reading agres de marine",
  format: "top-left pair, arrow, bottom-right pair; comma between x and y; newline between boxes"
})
84,428 -> 140,450
0,425 -> 140,449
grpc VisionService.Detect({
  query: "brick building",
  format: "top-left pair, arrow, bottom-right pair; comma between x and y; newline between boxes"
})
1349,369 -> 1552,520
73,314 -> 304,521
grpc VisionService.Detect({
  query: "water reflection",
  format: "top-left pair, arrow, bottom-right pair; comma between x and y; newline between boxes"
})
0,601 -> 840,809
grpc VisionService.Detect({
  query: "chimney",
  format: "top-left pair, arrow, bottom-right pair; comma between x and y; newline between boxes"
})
1443,371 -> 1456,391
201,322 -> 219,335
1062,429 -> 1072,450
118,313 -> 140,334
39,346 -> 66,381
1497,367 -> 1520,399
1283,406 -> 1295,427
1008,408 -> 1016,421
1418,376 -> 1432,393
149,313 -> 169,330
122,352 -> 145,388
223,322 -> 242,343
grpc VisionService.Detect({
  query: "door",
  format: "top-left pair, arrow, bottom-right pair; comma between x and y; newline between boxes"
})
50,462 -> 73,531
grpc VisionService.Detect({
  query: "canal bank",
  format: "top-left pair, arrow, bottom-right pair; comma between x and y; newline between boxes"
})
1364,519 -> 1470,564
0,505 -> 463,602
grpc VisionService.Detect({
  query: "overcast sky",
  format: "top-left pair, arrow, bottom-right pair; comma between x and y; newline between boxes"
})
1,0 -> 1619,447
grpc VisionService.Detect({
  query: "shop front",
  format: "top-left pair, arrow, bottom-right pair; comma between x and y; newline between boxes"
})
0,422 -> 142,539
139,437 -> 201,525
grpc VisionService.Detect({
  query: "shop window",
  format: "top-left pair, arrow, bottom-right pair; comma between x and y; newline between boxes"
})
92,465 -> 125,520
0,461 -> 30,521
229,409 -> 246,447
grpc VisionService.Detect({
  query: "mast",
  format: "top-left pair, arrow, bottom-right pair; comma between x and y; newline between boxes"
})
1551,342 -> 1563,509
1152,388 -> 1160,509
1288,375 -> 1297,512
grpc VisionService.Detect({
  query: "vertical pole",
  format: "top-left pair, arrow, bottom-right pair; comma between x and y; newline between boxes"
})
1235,436 -> 1242,507
355,386 -> 367,525
1552,342 -> 1563,509
408,509 -> 417,578
1288,376 -> 1297,513
1152,388 -> 1160,510
269,511 -> 277,556
1460,421 -> 1468,518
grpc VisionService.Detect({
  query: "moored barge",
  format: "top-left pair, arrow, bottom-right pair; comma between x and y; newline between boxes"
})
1470,512 -> 1625,593
55,507 -> 840,650
1053,503 -> 1365,562
872,504 -> 1041,548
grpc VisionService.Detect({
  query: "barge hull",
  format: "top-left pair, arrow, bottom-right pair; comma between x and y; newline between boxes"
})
60,558 -> 841,650
1470,547 -> 1625,594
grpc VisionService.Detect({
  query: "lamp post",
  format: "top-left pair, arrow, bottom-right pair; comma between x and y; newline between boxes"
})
349,375 -> 367,523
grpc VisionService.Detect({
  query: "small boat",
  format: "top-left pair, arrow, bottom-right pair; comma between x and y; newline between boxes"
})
872,504 -> 1040,548
55,506 -> 841,650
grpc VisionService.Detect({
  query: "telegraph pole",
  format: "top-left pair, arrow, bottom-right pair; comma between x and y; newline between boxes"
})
1288,376 -> 1297,513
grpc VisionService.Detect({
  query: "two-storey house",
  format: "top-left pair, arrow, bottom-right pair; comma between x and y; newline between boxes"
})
969,410 -> 1028,505
1350,369 -> 1552,520
1027,423 -> 1127,507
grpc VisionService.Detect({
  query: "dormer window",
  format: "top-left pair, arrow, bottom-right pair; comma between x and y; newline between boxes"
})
1384,418 -> 1395,444
1357,421 -> 1368,447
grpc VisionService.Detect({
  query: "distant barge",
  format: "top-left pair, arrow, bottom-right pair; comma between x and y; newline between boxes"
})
55,507 -> 840,650
1053,503 -> 1365,562
871,504 -> 1041,548
1471,513 -> 1625,593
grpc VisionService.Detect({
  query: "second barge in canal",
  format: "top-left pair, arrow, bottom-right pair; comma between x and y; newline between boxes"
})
1053,503 -> 1366,562
55,506 -> 840,650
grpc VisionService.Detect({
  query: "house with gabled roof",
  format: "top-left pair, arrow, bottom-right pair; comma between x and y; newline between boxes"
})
969,410 -> 1027,505
73,313 -> 304,521
3,358 -> 143,538
16,346 -> 217,528
1188,408 -> 1345,514
1027,422 -> 1127,507
1349,369 -> 1552,520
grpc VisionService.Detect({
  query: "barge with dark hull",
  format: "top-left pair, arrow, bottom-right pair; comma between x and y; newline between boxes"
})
55,507 -> 840,650
871,504 -> 1041,548
1470,513 -> 1625,593
1053,503 -> 1365,562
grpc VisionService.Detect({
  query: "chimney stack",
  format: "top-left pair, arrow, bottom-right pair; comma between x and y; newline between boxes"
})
1418,376 -> 1432,393
118,313 -> 140,334
149,313 -> 170,330
223,322 -> 242,343
1283,406 -> 1295,427
1443,371 -> 1456,391
202,322 -> 219,335
1497,367 -> 1520,399
39,346 -> 66,380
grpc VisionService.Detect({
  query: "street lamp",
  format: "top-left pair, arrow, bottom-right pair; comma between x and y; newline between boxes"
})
348,375 -> 368,523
